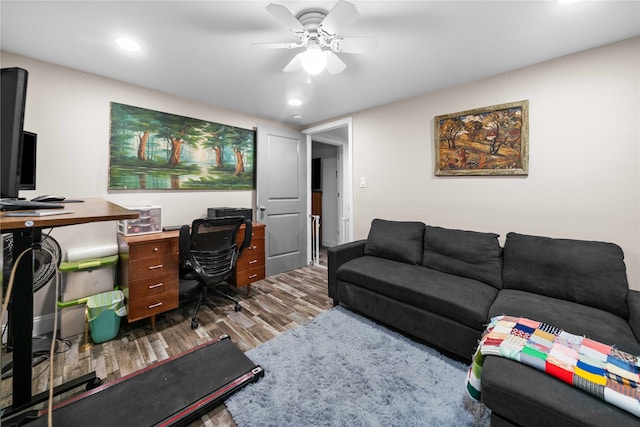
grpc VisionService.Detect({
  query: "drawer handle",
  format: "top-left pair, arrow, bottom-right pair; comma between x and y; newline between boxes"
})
248,274 -> 258,279
153,247 -> 159,253
148,264 -> 163,270
248,245 -> 257,250
249,260 -> 258,264
148,282 -> 164,289
148,302 -> 163,309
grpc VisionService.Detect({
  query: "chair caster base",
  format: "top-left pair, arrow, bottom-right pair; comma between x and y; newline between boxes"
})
191,319 -> 199,329
235,303 -> 241,312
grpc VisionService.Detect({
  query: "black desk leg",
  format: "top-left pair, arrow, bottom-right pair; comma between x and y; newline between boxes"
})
8,228 -> 38,408
3,228 -> 101,422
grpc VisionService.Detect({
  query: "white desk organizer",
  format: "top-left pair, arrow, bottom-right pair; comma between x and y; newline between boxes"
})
117,205 -> 162,236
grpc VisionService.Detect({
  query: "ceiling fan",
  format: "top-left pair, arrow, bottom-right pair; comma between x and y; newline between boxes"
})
253,0 -> 377,75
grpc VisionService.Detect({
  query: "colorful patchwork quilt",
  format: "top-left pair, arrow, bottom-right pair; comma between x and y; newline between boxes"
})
466,315 -> 640,418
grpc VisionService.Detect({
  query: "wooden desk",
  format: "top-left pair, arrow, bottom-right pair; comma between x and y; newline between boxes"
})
0,199 -> 137,414
117,223 -> 266,329
0,198 -> 137,231
229,223 -> 266,295
117,230 -> 180,330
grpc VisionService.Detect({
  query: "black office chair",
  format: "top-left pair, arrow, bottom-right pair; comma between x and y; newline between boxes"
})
178,216 -> 252,329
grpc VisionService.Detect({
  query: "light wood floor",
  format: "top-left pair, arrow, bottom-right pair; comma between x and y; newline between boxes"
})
2,265 -> 332,426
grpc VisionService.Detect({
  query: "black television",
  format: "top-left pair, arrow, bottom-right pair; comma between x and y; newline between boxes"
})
19,131 -> 37,191
1,67 -> 29,199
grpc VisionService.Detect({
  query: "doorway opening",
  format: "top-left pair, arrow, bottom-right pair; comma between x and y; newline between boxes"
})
303,118 -> 353,267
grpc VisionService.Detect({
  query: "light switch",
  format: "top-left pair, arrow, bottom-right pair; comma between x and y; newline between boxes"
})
360,177 -> 367,188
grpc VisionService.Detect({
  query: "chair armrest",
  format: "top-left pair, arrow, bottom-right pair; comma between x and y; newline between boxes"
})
238,219 -> 253,254
628,290 -> 640,342
327,240 -> 366,302
179,225 -> 190,261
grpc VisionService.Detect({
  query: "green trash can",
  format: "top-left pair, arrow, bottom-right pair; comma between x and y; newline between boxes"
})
86,290 -> 127,344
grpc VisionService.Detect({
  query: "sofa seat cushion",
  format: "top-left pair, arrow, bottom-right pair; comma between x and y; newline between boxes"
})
481,356 -> 640,427
423,226 -> 502,289
502,232 -> 629,318
489,289 -> 640,354
364,219 -> 425,265
337,256 -> 498,331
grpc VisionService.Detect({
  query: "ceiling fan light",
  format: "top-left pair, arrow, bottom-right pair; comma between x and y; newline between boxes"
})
114,37 -> 142,52
300,47 -> 327,75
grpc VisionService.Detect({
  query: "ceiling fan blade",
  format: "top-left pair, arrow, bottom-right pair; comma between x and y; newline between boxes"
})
319,0 -> 359,36
283,53 -> 303,73
325,51 -> 347,75
331,36 -> 377,54
251,42 -> 302,50
266,3 -> 307,36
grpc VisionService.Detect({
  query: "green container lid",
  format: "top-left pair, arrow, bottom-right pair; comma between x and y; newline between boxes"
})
59,254 -> 119,272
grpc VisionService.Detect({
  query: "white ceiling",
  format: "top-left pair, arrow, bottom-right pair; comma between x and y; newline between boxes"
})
1,1 -> 639,127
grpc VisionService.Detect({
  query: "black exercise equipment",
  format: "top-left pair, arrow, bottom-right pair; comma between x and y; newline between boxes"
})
15,335 -> 263,427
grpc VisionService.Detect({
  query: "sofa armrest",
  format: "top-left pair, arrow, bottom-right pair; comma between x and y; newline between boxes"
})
628,290 -> 640,342
327,239 -> 366,303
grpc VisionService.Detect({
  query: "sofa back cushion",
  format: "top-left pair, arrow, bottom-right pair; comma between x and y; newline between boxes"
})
364,219 -> 425,265
422,226 -> 503,289
502,232 -> 629,318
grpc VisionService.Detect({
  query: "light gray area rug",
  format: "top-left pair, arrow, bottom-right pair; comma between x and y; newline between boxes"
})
225,306 -> 490,426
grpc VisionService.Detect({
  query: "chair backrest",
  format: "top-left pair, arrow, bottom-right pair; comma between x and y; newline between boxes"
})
180,216 -> 249,285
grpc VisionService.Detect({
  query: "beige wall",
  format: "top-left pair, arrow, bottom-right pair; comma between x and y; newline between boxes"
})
350,37 -> 640,290
1,51 -> 293,227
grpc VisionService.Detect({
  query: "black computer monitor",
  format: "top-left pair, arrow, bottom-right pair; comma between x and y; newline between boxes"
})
1,67 -> 29,199
19,131 -> 37,191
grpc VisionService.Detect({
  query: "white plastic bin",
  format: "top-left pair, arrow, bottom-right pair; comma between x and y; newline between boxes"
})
58,255 -> 118,338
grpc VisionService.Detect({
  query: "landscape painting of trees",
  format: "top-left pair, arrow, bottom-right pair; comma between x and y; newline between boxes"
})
109,102 -> 255,190
435,100 -> 529,176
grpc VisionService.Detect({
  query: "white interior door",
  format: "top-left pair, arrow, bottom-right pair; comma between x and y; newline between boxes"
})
257,124 -> 307,276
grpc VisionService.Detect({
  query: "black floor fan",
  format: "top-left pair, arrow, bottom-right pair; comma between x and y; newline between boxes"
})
2,233 -> 62,378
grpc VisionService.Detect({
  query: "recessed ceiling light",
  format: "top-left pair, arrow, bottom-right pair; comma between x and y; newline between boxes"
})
293,114 -> 303,120
115,37 -> 142,52
288,99 -> 303,106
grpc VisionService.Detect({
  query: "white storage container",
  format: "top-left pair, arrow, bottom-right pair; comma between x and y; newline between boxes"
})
60,255 -> 118,302
58,254 -> 118,338
60,305 -> 86,339
117,205 -> 162,236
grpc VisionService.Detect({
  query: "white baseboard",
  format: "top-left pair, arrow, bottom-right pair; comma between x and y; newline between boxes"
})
2,313 -> 57,344
33,312 -> 57,336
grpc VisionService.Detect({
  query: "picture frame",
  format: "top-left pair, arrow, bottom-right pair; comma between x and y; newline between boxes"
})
108,102 -> 255,190
434,100 -> 529,176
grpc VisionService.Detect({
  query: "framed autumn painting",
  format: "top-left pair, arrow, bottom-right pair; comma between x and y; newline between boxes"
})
435,100 -> 529,176
108,102 -> 255,190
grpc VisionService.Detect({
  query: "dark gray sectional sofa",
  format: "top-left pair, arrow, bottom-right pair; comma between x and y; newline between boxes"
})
328,219 -> 640,427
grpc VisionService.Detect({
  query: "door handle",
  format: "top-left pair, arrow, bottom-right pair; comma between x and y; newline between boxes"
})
258,205 -> 266,211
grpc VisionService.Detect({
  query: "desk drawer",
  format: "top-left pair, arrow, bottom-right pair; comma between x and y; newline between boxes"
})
128,255 -> 178,282
236,224 -> 265,244
230,223 -> 265,288
118,232 -> 179,325
127,292 -> 178,322
128,239 -> 177,260
128,275 -> 177,300
237,242 -> 265,268
233,265 -> 265,287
